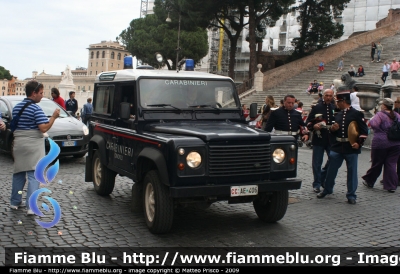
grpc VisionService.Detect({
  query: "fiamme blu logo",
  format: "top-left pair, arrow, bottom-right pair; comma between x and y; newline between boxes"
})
30,138 -> 62,228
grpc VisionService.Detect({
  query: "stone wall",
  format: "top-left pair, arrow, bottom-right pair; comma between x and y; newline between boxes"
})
262,19 -> 400,91
376,8 -> 400,28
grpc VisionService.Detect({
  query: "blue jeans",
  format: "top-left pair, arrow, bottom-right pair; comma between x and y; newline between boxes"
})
10,170 -> 39,210
312,145 -> 330,189
377,50 -> 381,61
322,151 -> 359,200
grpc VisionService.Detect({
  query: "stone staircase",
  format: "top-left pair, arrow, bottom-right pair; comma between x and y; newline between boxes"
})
240,32 -> 400,112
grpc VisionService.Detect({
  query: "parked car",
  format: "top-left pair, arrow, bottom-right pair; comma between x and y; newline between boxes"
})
0,96 -> 90,158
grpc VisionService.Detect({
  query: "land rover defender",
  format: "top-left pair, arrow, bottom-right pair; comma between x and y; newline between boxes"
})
85,60 -> 301,234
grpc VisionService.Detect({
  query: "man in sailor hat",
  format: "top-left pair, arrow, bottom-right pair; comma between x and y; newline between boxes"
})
316,88 -> 369,204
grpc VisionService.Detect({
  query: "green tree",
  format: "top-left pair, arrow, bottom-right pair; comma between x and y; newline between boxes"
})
0,66 -> 13,80
177,0 -> 249,79
247,0 -> 294,79
119,1 -> 208,70
290,0 -> 350,60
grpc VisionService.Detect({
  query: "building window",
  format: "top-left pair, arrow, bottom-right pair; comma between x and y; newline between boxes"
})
111,52 -> 115,59
117,53 -> 121,60
95,71 -> 97,75
91,52 -> 94,59
91,62 -> 92,67
118,64 -> 120,68
102,51 -> 105,58
96,62 -> 98,66
96,51 -> 99,58
88,86 -> 91,90
78,86 -> 80,90
90,71 -> 92,75
102,62 -> 104,66
111,63 -> 113,67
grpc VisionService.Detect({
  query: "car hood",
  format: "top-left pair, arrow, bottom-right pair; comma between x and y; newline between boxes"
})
47,117 -> 85,136
144,121 -> 270,142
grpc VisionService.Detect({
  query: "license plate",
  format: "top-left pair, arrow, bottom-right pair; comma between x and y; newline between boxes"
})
62,141 -> 76,147
231,185 -> 258,197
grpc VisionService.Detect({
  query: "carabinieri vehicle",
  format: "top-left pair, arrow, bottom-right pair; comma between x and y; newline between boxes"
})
85,57 -> 302,234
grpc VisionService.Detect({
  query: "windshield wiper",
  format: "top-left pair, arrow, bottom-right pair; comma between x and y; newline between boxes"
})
188,104 -> 220,111
146,104 -> 182,111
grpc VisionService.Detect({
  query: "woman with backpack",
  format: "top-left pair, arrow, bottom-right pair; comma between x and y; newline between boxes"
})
362,98 -> 400,192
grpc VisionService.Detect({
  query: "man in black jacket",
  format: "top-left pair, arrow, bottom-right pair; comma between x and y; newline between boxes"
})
65,91 -> 78,117
317,90 -> 369,205
265,94 -> 308,142
306,89 -> 335,193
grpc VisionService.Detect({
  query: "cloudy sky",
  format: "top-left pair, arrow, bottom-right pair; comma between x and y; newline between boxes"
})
1,0 -> 142,80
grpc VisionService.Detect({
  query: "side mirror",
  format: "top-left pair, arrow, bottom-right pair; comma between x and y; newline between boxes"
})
120,102 -> 131,120
249,103 -> 258,118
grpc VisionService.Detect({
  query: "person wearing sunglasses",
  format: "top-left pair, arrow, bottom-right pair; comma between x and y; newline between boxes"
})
10,80 -> 60,216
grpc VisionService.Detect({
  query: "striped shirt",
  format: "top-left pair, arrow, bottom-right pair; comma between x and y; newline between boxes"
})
12,98 -> 49,130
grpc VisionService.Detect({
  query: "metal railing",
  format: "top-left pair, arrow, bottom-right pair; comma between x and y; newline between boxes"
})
236,78 -> 254,96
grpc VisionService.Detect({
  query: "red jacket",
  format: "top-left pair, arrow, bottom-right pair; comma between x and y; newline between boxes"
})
53,96 -> 66,110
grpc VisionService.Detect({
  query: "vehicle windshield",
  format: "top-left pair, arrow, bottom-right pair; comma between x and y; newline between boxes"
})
139,79 -> 239,109
10,99 -> 70,118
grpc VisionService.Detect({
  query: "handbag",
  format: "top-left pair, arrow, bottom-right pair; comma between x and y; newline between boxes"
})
10,101 -> 33,132
387,117 -> 400,141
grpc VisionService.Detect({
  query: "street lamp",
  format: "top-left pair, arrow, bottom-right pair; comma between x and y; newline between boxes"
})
166,11 -> 181,72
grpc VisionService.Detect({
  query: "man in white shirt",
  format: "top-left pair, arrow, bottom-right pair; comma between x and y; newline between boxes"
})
381,61 -> 390,83
350,86 -> 361,111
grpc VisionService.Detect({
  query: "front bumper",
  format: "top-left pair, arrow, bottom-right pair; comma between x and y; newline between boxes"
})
169,179 -> 301,198
45,135 -> 90,156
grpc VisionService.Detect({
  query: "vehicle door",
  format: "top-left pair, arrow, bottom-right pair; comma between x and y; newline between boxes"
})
114,83 -> 137,173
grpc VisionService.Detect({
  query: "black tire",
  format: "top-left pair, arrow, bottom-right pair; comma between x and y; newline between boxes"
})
92,150 -> 116,196
253,190 -> 289,223
73,152 -> 87,158
143,170 -> 174,234
131,182 -> 143,212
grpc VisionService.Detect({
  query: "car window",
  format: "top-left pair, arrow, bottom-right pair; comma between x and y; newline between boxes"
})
94,86 -> 115,114
139,79 -> 238,109
10,99 -> 69,118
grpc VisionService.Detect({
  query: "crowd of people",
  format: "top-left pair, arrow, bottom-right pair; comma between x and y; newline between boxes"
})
256,83 -> 400,205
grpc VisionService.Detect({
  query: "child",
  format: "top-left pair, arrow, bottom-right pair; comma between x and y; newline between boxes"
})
76,112 -> 82,121
318,60 -> 325,73
318,82 -> 324,93
337,58 -> 344,71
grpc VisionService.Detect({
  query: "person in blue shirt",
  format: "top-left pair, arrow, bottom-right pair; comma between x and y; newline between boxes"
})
81,97 -> 93,125
10,80 -> 60,216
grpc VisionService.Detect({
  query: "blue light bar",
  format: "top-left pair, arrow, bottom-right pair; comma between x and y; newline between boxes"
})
124,56 -> 133,69
185,59 -> 194,71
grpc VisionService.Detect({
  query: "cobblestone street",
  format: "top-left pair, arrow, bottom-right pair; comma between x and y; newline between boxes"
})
1,146 -> 397,266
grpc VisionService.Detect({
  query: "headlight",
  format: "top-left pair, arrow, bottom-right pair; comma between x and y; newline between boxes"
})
186,151 -> 202,168
82,125 -> 89,135
272,148 -> 285,163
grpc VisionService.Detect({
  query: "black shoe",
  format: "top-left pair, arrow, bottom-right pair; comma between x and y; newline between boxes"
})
362,180 -> 373,188
347,199 -> 356,205
317,192 -> 328,199
313,188 -> 321,193
388,190 -> 395,193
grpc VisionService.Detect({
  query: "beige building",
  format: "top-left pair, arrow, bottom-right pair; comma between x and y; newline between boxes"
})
87,40 -> 130,76
3,40 -> 131,101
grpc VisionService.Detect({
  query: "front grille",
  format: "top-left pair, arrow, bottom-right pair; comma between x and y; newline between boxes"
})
52,135 -> 83,141
208,143 -> 271,176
